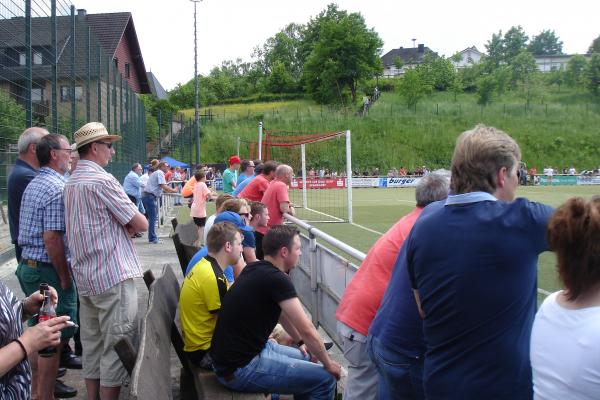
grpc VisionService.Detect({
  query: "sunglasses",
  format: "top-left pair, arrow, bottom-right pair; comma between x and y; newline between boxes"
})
238,212 -> 250,217
96,141 -> 113,149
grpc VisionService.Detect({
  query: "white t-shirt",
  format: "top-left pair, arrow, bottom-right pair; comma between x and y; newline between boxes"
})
531,291 -> 600,400
203,214 -> 217,244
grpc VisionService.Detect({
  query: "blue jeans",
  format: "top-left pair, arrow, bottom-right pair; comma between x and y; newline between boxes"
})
214,341 -> 336,400
367,335 -> 424,400
142,194 -> 158,242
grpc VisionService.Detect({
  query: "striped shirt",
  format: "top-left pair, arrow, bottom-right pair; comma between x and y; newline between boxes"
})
64,160 -> 142,296
0,281 -> 31,400
18,167 -> 68,262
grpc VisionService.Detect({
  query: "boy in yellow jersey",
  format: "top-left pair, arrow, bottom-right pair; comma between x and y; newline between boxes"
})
179,222 -> 243,368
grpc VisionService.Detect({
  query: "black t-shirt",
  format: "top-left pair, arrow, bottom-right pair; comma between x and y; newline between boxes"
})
210,260 -> 297,375
254,231 -> 264,260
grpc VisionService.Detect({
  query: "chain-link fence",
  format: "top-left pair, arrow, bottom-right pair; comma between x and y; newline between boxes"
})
0,0 -> 158,199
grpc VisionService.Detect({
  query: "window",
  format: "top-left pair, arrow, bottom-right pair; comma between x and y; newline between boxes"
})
60,86 -> 83,102
18,51 -> 42,65
33,51 -> 42,65
125,63 -> 130,78
32,88 -> 43,102
114,58 -> 119,69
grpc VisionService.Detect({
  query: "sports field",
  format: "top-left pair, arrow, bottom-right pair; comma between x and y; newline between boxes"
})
178,185 -> 599,303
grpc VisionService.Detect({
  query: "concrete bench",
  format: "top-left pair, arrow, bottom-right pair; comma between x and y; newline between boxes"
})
115,264 -> 262,399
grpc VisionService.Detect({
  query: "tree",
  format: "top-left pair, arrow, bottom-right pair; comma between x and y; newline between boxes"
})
476,75 -> 496,105
267,61 -> 295,93
393,56 -> 404,72
419,55 -> 456,91
449,73 -> 464,101
503,26 -> 529,63
566,55 -> 588,88
586,53 -> 600,96
589,35 -> 600,54
546,67 -> 565,91
511,51 -> 538,86
0,90 -> 25,139
398,68 -> 432,109
302,4 -> 383,104
527,30 -> 563,55
484,31 -> 504,69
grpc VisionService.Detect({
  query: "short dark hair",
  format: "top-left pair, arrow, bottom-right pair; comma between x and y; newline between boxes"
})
194,169 -> 206,181
132,163 -> 141,170
36,133 -> 67,166
241,159 -> 253,171
547,196 -> 600,301
261,161 -> 278,176
207,222 -> 241,253
262,225 -> 300,258
250,201 -> 266,216
77,142 -> 92,156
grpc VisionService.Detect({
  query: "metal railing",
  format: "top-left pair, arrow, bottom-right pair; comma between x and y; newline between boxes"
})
284,213 -> 365,347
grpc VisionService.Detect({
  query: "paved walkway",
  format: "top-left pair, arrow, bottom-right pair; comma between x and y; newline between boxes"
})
0,207 -> 347,399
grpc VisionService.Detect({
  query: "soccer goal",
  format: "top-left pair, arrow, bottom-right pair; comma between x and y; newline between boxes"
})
245,126 -> 353,223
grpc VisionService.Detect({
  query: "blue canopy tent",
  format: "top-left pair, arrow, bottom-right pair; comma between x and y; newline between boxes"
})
160,156 -> 189,168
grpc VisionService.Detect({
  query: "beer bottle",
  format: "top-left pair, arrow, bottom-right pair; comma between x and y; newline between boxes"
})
38,289 -> 57,357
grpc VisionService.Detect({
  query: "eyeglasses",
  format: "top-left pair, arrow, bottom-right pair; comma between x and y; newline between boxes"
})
238,212 -> 250,217
96,141 -> 113,149
53,148 -> 72,152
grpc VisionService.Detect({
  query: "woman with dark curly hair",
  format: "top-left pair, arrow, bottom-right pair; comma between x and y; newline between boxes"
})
531,196 -> 600,400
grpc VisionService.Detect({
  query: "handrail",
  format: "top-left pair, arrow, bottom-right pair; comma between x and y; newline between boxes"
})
284,213 -> 366,261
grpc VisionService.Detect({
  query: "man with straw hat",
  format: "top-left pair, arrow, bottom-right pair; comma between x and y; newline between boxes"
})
64,122 -> 148,400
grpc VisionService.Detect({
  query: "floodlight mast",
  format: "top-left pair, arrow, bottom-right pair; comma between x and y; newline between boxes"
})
191,0 -> 202,166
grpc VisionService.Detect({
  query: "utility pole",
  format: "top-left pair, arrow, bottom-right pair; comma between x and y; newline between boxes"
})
191,0 -> 202,166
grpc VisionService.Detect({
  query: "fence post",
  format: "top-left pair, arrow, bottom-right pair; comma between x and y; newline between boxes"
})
113,61 -> 117,133
25,0 -> 32,126
86,26 -> 91,122
51,0 -> 58,132
309,232 -> 319,327
70,5 -> 76,137
106,54 -> 110,131
158,108 -> 162,156
97,45 -> 102,123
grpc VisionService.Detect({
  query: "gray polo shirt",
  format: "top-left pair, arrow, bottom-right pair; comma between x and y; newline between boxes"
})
144,169 -> 166,197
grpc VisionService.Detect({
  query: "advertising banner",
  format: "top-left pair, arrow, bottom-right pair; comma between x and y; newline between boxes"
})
291,178 -> 347,189
381,177 -> 421,188
350,177 -> 380,188
538,175 -> 578,186
577,176 -> 600,185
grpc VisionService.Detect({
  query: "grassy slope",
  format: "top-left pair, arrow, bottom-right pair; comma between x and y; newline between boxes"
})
181,88 -> 600,172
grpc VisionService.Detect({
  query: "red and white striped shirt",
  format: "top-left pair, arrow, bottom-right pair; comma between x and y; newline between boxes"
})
64,160 -> 142,296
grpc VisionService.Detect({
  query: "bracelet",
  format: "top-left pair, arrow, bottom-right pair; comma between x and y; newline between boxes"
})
296,340 -> 304,348
12,339 -> 28,361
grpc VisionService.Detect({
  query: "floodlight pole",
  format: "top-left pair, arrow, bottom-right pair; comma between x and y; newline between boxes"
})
191,0 -> 202,166
258,121 -> 263,160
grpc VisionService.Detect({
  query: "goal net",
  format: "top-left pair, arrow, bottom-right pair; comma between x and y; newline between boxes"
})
243,128 -> 353,223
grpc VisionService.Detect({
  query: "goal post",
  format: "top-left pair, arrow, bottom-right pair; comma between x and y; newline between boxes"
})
246,124 -> 353,224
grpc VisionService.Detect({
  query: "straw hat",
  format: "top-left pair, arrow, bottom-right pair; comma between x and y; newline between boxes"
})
74,122 -> 121,149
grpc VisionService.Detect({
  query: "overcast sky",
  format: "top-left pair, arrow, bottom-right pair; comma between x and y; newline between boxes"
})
71,0 -> 599,91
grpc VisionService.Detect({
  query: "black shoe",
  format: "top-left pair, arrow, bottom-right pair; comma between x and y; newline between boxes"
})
59,353 -> 82,369
54,380 -> 77,398
324,342 -> 334,351
57,367 -> 67,378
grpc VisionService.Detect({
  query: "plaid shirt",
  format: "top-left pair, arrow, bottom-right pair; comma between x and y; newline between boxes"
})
64,160 -> 142,296
18,167 -> 69,263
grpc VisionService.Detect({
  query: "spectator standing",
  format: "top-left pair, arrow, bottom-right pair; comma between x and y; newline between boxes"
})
16,133 -> 78,400
233,163 -> 262,197
142,161 -> 178,244
400,125 -> 553,399
179,222 -> 243,368
236,159 -> 255,186
238,161 -> 277,202
338,173 -> 450,400
222,156 -> 241,194
139,167 -> 151,193
64,122 -> 148,400
7,127 -> 48,262
544,165 -> 554,185
529,166 -> 537,185
258,164 -> 295,237
123,163 -> 143,207
190,170 -> 217,247
531,197 -> 600,400
568,166 -> 576,175
164,166 -> 174,182
210,225 -> 341,398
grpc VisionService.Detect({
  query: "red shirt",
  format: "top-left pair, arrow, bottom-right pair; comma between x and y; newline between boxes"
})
165,171 -> 173,182
257,179 -> 289,235
239,174 -> 270,202
336,207 -> 423,336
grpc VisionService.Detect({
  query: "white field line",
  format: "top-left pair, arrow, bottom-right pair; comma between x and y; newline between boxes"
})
350,222 -> 384,236
303,207 -> 345,223
537,288 -> 552,296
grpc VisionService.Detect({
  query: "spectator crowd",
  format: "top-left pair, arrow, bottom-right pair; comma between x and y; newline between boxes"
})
2,121 -> 600,400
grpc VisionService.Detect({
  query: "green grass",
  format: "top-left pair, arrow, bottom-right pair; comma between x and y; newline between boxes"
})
178,88 -> 600,173
177,185 -> 598,304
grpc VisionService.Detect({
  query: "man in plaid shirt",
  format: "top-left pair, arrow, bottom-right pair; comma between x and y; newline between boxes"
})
16,133 -> 78,400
